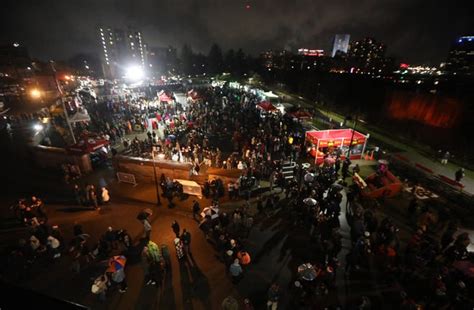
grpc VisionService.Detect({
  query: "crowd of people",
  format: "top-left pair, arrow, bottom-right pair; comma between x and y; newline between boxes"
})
73,183 -> 110,210
10,196 -> 47,227
4,83 -> 474,309
75,85 -> 307,181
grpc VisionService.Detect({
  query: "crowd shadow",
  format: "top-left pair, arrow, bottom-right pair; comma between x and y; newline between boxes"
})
179,259 -> 194,310
158,252 -> 177,309
175,253 -> 211,310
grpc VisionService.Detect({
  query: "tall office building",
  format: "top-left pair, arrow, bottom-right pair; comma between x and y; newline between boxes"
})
445,35 -> 474,75
331,34 -> 350,57
99,26 -> 147,78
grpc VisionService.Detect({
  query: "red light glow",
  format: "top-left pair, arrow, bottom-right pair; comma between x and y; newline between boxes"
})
387,91 -> 461,128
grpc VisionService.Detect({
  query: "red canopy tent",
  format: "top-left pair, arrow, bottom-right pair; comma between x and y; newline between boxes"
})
305,129 -> 369,164
67,135 -> 109,154
257,101 -> 277,112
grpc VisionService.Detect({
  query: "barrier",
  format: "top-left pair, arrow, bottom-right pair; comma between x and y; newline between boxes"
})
438,174 -> 464,189
415,163 -> 434,174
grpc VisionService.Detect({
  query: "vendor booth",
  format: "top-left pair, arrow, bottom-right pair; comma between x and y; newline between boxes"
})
67,135 -> 109,154
305,129 -> 369,164
67,134 -> 110,169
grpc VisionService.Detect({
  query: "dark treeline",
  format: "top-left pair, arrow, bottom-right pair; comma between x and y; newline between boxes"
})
179,43 -> 258,77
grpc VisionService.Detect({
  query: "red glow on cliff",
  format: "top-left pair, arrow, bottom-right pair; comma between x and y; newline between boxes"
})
387,92 -> 461,128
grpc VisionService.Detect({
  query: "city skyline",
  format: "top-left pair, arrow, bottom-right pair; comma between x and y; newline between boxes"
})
1,0 -> 473,64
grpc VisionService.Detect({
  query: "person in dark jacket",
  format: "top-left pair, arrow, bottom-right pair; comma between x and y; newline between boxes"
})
171,220 -> 180,238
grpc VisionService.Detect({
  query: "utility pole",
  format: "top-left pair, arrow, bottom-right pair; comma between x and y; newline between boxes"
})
151,148 -> 162,206
50,61 -> 76,144
347,115 -> 358,158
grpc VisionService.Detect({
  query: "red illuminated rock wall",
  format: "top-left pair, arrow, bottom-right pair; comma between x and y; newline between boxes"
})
387,91 -> 462,128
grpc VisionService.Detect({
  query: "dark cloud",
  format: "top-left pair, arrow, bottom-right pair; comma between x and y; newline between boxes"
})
1,0 -> 473,64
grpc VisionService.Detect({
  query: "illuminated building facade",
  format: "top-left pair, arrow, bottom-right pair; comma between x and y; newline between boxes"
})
331,34 -> 350,57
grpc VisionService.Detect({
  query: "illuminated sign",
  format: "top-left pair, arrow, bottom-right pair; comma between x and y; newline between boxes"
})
298,48 -> 324,57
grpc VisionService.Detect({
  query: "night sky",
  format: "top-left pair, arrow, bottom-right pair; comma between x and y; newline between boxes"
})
1,0 -> 473,64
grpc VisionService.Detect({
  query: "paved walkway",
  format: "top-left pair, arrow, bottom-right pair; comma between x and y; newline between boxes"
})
397,151 -> 474,195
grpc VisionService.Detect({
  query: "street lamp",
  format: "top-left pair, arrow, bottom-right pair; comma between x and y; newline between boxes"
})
33,123 -> 44,132
151,148 -> 162,206
125,65 -> 145,82
30,88 -> 42,99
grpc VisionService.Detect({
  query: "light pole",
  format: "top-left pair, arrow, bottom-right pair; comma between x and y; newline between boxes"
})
49,61 -> 76,144
151,148 -> 162,206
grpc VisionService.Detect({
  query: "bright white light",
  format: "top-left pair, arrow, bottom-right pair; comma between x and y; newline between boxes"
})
33,124 -> 44,132
125,65 -> 145,81
30,88 -> 42,99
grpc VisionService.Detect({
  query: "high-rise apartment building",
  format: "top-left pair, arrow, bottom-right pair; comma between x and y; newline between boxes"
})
99,26 -> 147,78
348,37 -> 385,63
347,37 -> 392,74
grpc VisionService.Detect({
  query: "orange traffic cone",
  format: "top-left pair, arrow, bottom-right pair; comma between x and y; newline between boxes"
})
364,152 -> 369,160
369,150 -> 374,161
